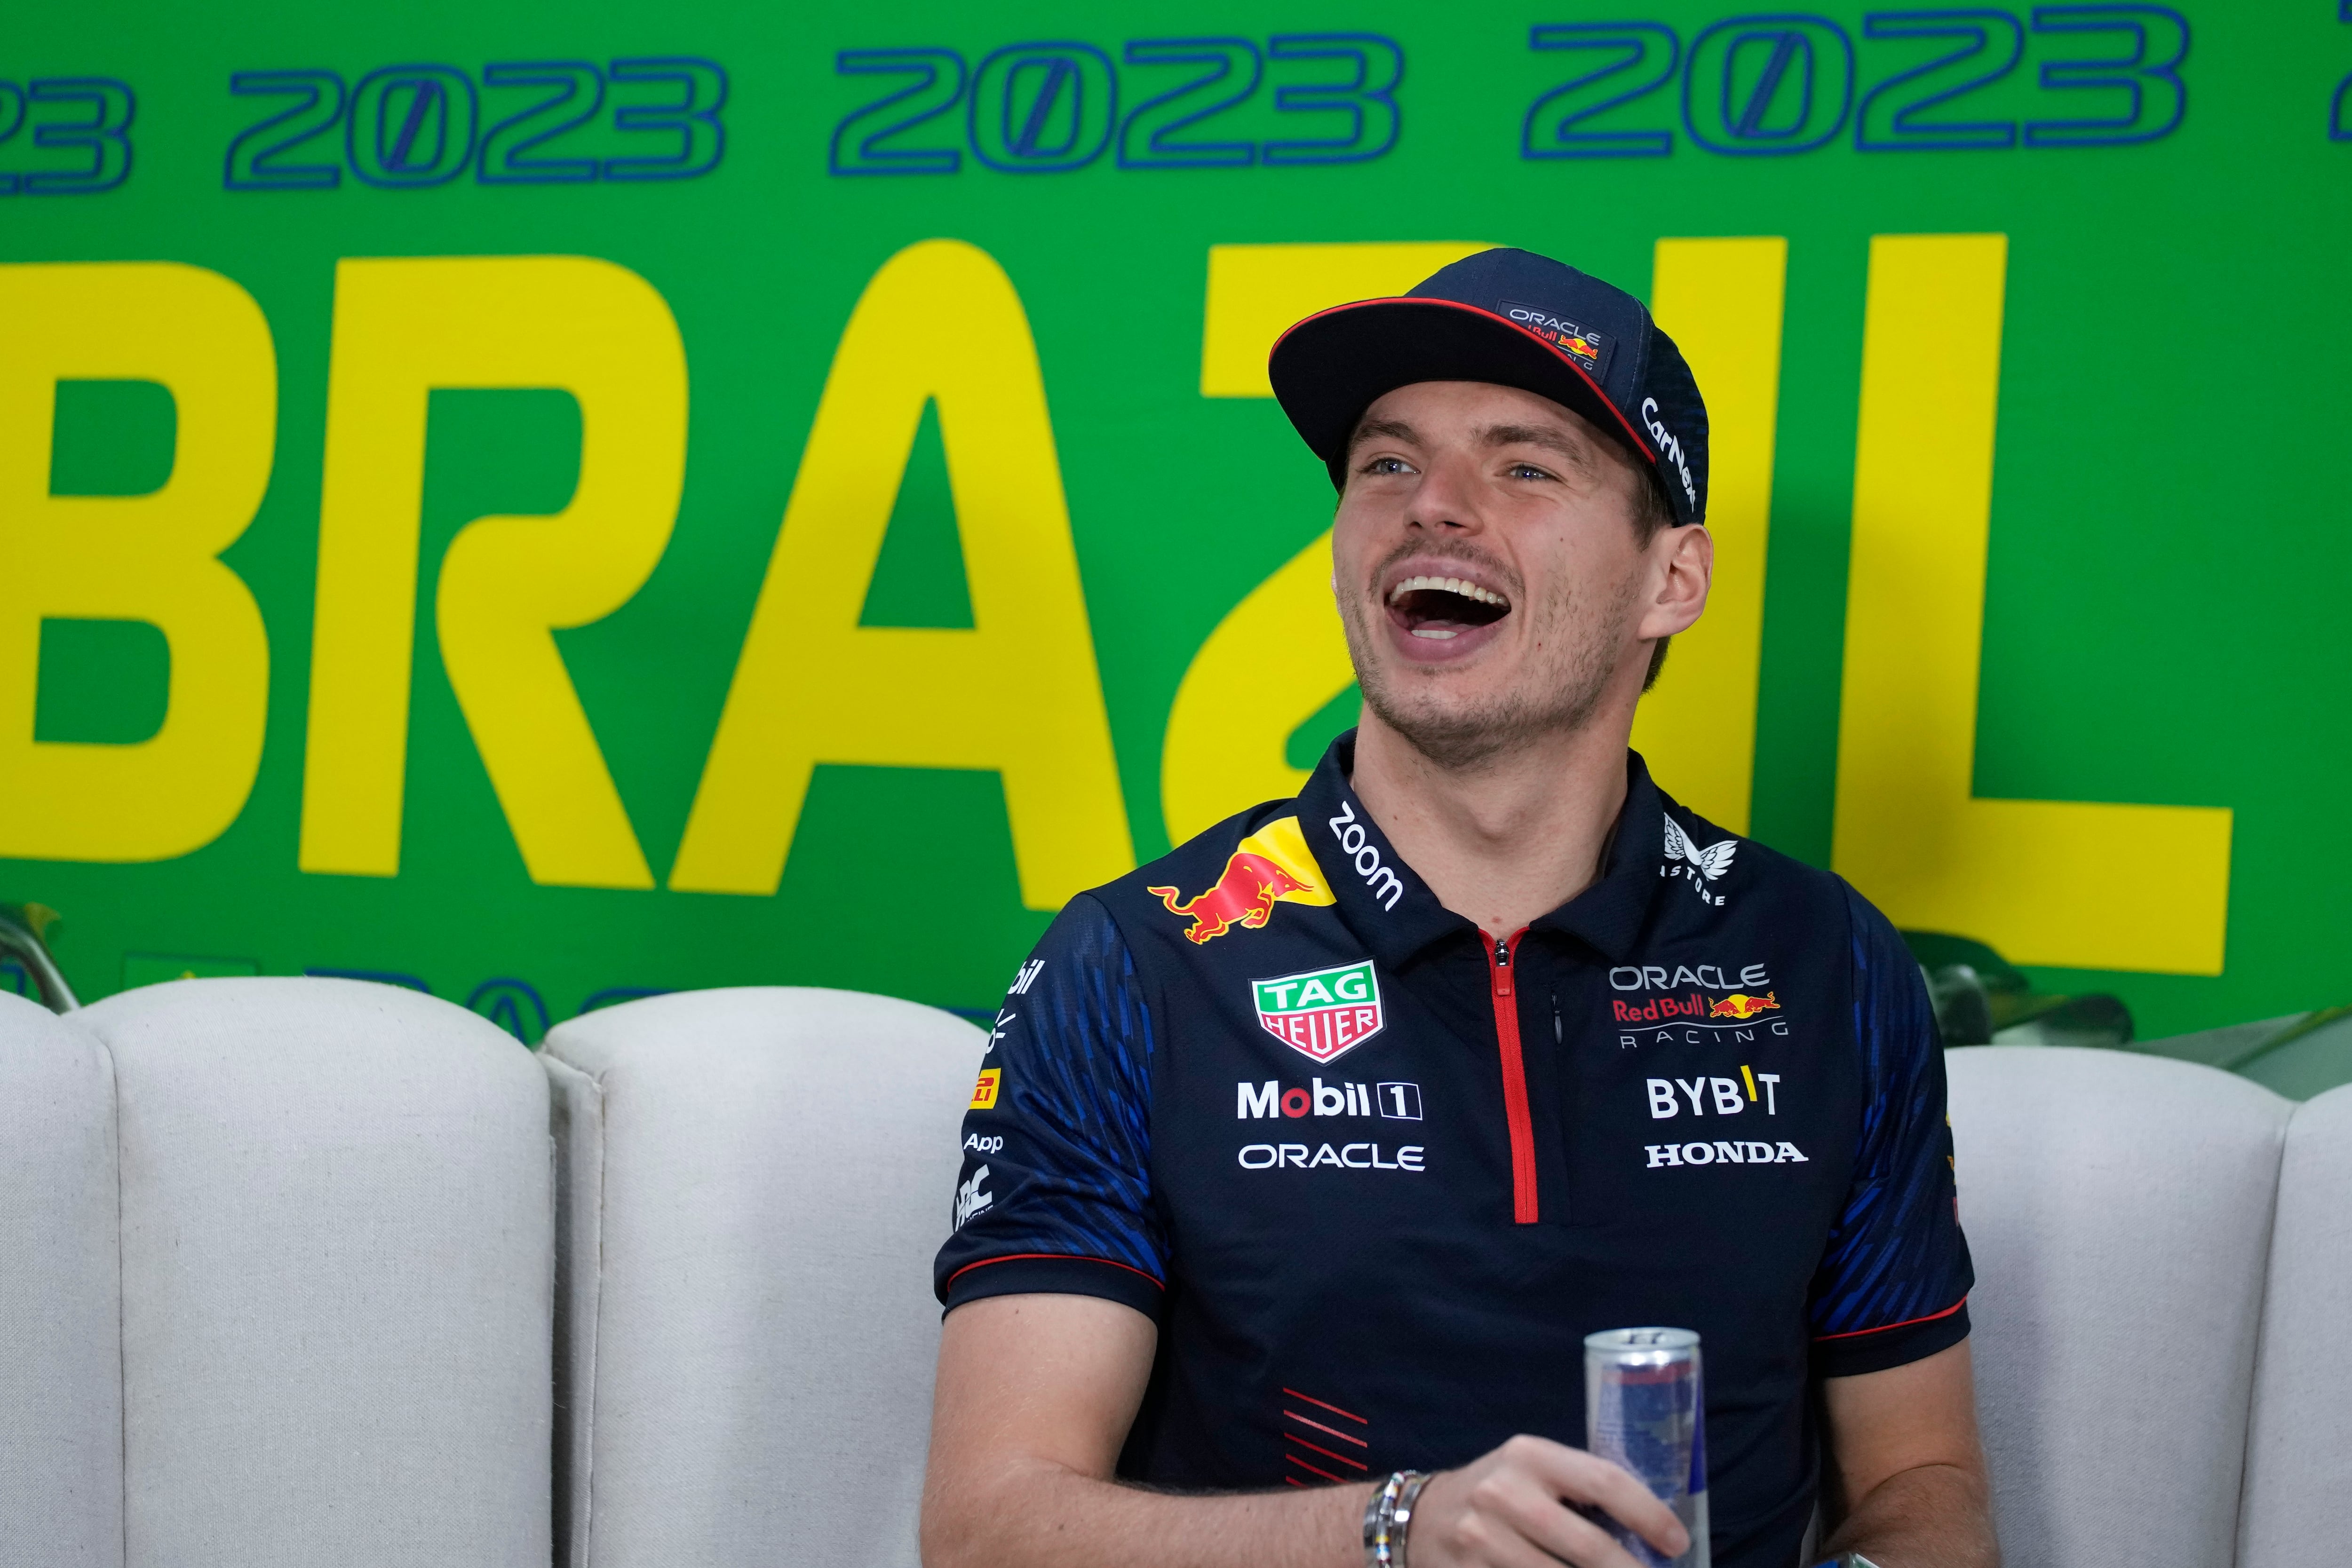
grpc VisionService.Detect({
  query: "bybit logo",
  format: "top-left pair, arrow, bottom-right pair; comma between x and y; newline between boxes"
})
1645,1068 -> 1780,1118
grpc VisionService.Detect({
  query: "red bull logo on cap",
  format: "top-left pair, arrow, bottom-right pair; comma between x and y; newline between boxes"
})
1147,816 -> 1334,945
1500,298 -> 1613,377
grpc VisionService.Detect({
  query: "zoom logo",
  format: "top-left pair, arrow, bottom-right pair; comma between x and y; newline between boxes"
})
1325,799 -> 1405,910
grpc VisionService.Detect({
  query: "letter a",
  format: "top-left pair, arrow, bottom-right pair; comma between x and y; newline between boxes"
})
670,240 -> 1130,907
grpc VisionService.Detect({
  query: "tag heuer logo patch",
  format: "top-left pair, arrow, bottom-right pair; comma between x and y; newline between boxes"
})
1252,960 -> 1384,1063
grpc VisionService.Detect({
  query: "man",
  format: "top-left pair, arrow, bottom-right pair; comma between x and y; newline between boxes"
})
923,249 -> 1994,1568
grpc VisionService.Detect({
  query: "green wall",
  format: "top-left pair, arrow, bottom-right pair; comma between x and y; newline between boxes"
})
3,0 -> 2347,1045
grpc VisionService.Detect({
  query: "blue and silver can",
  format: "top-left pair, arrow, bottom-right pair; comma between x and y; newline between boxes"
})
1584,1327 -> 1709,1568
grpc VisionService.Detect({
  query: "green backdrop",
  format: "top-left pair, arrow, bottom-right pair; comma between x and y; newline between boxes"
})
4,0 -> 2347,1051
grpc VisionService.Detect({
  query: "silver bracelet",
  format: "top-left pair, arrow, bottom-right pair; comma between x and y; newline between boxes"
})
1362,1470 -> 1431,1568
1392,1471 -> 1432,1568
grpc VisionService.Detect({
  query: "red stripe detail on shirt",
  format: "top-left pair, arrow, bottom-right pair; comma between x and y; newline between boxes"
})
1286,1453 -> 1346,1484
1280,1387 -> 1368,1423
1486,929 -> 1540,1223
945,1252 -> 1164,1291
1286,1434 -> 1371,1472
1813,1296 -> 1967,1342
1284,1410 -> 1370,1447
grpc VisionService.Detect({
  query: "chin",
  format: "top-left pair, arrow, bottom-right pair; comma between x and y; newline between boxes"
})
1363,683 -> 1533,770
1361,657 -> 1618,769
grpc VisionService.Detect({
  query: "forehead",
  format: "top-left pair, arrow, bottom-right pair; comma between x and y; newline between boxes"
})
1354,380 -> 1609,449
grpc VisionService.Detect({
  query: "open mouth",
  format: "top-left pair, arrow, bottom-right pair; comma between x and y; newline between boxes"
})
1385,574 -> 1512,641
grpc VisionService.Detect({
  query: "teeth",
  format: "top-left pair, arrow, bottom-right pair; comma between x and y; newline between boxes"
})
1410,627 -> 1458,640
1387,574 -> 1507,608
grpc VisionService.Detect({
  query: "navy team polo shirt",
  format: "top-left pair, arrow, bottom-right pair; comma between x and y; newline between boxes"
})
935,735 -> 1972,1568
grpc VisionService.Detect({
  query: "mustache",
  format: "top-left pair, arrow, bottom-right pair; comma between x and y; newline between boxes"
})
1365,539 -> 1524,602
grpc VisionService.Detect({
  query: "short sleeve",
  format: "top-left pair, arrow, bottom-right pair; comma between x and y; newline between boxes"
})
1807,884 -> 1977,1378
933,894 -> 1167,1319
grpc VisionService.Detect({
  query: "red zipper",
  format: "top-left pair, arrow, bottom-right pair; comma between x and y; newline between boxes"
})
1484,929 -> 1540,1224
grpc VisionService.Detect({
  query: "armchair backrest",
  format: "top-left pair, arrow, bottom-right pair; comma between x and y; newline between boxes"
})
540,987 -> 983,1568
1947,1046 -> 2291,1568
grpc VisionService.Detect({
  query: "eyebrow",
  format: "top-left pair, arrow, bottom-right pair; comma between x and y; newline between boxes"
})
1349,418 -> 1420,452
1345,416 -> 1599,476
1480,422 -> 1597,474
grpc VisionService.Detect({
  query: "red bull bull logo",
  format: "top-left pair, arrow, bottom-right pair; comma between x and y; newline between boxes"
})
1146,816 -> 1334,944
1708,991 -> 1779,1021
1150,852 -> 1310,944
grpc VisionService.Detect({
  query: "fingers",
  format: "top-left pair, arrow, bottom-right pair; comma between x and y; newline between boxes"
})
1415,1465 -> 1641,1568
1412,1437 -> 1692,1568
1507,1435 -> 1691,1561
1465,1464 -> 1652,1568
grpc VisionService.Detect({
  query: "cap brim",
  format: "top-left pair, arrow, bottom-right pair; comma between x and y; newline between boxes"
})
1268,297 -> 1658,490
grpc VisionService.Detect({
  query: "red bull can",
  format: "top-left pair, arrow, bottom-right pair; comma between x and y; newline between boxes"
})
1584,1327 -> 1709,1568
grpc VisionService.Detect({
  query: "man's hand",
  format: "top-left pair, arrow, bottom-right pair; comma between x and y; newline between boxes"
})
1410,1434 -> 1689,1568
922,1292 -> 1687,1568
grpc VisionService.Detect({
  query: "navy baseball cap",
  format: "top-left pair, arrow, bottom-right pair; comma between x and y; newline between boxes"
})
1268,247 -> 1709,525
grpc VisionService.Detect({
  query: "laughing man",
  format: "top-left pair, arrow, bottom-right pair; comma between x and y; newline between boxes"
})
923,249 -> 1994,1568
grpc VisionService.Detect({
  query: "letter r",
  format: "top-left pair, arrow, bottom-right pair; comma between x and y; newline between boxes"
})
304,255 -> 686,887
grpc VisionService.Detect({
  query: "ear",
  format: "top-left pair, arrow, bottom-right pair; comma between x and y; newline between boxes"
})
1637,524 -> 1712,641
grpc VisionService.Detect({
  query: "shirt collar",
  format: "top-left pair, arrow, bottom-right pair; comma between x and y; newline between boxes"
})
1294,732 -> 1665,967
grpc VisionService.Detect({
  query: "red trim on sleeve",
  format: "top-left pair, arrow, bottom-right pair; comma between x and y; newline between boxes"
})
1812,1295 -> 1967,1342
945,1252 -> 1165,1291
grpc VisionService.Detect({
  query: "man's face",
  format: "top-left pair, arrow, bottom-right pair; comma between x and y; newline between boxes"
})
1330,380 -> 1682,769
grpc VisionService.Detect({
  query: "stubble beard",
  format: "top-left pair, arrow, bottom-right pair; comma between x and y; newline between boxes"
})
1342,546 -> 1641,773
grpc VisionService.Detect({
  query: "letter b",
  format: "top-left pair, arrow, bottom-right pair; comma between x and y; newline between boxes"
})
1711,1077 -> 1745,1115
1646,1079 -> 1678,1119
0,262 -> 274,861
1313,1077 -> 1346,1116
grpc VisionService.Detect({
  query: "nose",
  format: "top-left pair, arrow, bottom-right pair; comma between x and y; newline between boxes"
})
1403,449 -> 1486,535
